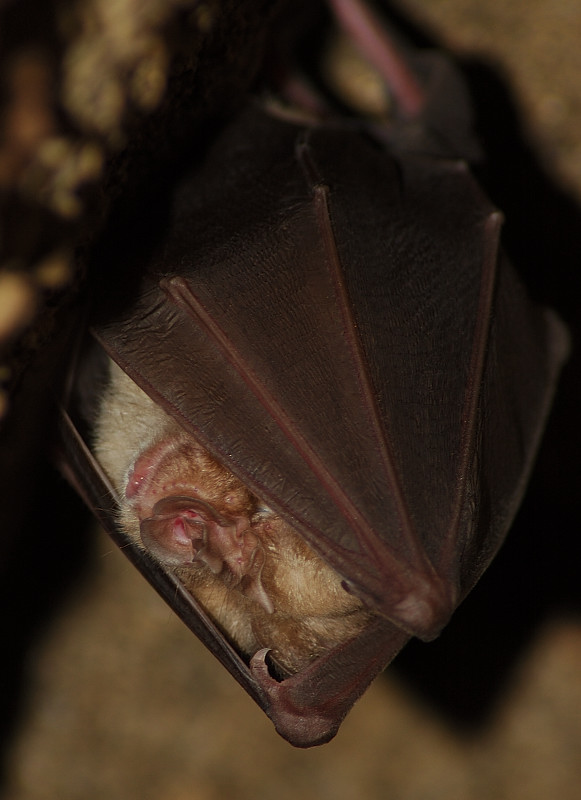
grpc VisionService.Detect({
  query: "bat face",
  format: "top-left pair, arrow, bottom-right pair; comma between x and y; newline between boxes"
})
58,0 -> 570,747
94,359 -> 372,676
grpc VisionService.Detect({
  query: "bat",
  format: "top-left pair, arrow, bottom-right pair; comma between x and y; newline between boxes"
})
57,0 -> 569,747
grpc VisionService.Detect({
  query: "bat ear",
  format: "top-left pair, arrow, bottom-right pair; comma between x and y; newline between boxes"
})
140,495 -> 206,566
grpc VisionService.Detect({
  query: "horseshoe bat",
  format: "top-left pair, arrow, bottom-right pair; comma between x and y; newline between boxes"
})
58,0 -> 569,747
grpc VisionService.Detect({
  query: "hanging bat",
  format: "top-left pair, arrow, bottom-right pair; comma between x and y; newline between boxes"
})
58,0 -> 569,747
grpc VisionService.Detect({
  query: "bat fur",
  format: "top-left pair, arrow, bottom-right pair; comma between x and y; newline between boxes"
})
94,358 -> 372,675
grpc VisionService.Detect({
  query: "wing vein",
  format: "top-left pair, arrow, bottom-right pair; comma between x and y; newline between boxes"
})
162,276 -> 394,568
442,210 -> 502,574
310,179 -> 432,572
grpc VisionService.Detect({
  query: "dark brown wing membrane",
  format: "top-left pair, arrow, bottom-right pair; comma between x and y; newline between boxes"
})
93,105 -> 567,641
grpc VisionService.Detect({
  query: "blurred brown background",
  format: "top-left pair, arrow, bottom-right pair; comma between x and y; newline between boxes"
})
1,1 -> 580,798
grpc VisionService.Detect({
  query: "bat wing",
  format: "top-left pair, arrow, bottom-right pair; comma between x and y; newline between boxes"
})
64,104 -> 568,746
94,105 -> 568,632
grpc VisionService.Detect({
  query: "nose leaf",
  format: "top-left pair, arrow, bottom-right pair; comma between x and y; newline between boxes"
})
140,495 -> 273,612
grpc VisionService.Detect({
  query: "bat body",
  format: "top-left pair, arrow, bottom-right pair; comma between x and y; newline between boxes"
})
59,0 -> 569,746
94,358 -> 372,676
